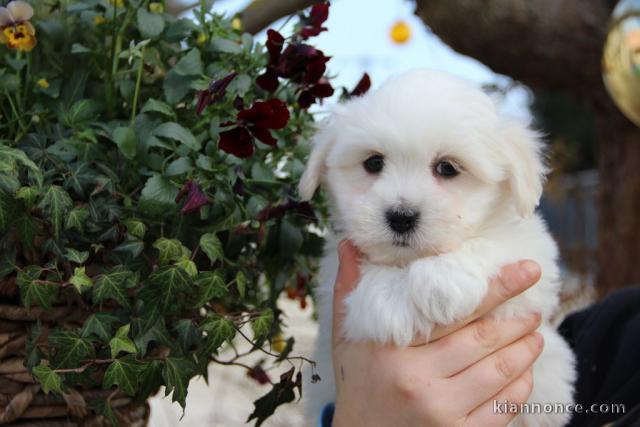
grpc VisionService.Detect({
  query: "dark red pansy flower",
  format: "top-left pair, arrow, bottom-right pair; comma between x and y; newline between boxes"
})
219,126 -> 254,158
298,78 -> 334,109
266,29 -> 285,62
175,181 -> 211,214
218,99 -> 290,158
300,2 -> 330,39
247,365 -> 271,385
350,72 -> 371,97
277,44 -> 323,80
298,90 -> 314,109
237,98 -> 290,129
195,72 -> 238,115
256,67 -> 279,92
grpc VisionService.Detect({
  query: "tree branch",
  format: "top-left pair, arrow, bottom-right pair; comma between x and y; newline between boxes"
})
239,0 -> 321,35
414,0 -> 613,100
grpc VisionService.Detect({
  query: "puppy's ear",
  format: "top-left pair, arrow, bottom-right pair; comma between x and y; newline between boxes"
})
500,121 -> 548,217
298,122 -> 335,201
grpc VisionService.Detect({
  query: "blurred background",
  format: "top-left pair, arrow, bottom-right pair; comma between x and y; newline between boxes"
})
150,0 -> 640,425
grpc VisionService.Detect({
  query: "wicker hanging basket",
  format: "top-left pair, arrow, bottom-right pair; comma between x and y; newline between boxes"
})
0,277 -> 150,426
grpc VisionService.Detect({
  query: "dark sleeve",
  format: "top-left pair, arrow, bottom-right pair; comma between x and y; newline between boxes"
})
558,285 -> 640,427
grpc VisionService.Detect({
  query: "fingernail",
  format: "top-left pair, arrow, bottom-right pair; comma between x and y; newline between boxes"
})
531,331 -> 544,347
519,260 -> 540,281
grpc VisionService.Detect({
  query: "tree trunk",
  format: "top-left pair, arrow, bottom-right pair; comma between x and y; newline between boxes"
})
415,0 -> 640,297
595,105 -> 640,296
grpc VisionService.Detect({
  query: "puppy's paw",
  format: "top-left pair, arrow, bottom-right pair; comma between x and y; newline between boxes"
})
342,265 -> 431,346
408,255 -> 488,325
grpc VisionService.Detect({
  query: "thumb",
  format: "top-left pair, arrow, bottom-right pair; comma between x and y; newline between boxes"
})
332,240 -> 361,346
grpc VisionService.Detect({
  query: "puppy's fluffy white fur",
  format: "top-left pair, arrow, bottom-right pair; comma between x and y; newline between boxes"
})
299,70 -> 576,427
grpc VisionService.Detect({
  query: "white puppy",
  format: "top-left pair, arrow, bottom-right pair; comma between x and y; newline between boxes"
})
299,70 -> 576,427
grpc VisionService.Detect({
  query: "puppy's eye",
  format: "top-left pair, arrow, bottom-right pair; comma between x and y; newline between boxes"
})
434,160 -> 459,178
363,154 -> 384,174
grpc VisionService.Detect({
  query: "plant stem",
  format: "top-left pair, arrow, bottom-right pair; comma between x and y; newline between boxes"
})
130,47 -> 146,126
5,92 -> 27,136
199,0 -> 207,38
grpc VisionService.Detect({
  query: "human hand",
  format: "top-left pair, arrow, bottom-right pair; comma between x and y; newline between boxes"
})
331,240 -> 544,427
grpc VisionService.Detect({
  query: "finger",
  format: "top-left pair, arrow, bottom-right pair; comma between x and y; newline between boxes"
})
430,313 -> 541,377
447,331 -> 543,412
332,240 -> 361,346
428,261 -> 541,342
463,368 -> 534,427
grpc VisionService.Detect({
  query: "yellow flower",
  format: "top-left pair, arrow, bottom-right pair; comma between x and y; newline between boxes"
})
390,20 -> 411,44
107,0 -> 125,7
93,15 -> 106,26
149,3 -> 164,14
0,1 -> 37,52
231,17 -> 243,31
197,32 -> 207,45
37,78 -> 49,89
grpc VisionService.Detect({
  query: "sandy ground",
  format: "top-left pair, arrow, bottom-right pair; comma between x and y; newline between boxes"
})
148,298 -> 316,427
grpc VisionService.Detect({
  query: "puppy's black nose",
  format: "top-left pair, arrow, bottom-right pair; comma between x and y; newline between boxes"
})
385,209 -> 419,234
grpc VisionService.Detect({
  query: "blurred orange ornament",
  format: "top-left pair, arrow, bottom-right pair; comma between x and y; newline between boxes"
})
390,20 -> 411,44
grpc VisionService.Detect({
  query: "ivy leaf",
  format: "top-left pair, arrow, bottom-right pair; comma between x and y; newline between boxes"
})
137,7 -> 165,39
162,357 -> 195,409
81,313 -> 119,342
0,189 -> 14,231
38,186 -> 73,238
69,266 -> 93,294
33,364 -> 63,394
15,186 -> 39,208
64,248 -> 89,264
235,271 -> 247,298
199,233 -> 223,264
251,309 -> 274,339
49,331 -> 95,369
16,215 -> 37,249
175,256 -> 198,277
93,267 -> 138,308
17,266 -> 57,310
109,324 -> 138,358
153,238 -> 185,264
141,265 -> 193,312
247,368 -> 300,427
0,249 -> 16,278
92,400 -> 120,427
172,320 -> 199,354
103,355 -> 142,396
138,360 -> 163,401
111,127 -> 137,160
65,207 -> 89,231
123,218 -> 146,239
201,316 -> 235,352
153,122 -> 200,151
132,313 -> 172,356
112,238 -> 145,261
193,271 -> 228,307
0,145 -> 43,186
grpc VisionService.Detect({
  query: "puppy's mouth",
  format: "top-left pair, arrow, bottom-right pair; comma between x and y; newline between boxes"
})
392,236 -> 412,248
